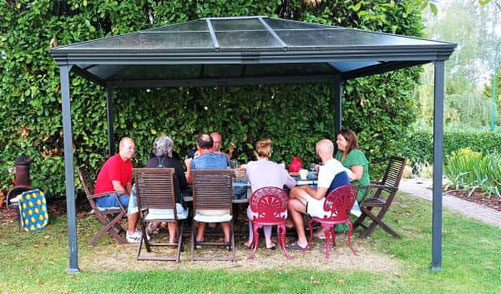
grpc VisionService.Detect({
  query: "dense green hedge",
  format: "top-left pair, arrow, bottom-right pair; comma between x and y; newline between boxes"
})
0,0 -> 424,196
403,129 -> 501,168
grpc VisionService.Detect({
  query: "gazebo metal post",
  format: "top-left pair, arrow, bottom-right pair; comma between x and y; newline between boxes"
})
106,87 -> 115,156
60,65 -> 80,273
334,75 -> 343,136
431,60 -> 445,271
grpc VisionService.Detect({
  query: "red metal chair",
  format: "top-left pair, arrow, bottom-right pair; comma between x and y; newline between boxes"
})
305,185 -> 358,259
249,187 -> 291,259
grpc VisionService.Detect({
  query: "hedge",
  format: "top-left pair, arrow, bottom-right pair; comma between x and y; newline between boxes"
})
403,128 -> 501,168
0,0 -> 425,196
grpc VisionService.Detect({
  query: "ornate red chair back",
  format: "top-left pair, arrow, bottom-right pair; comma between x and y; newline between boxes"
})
250,187 -> 288,225
322,185 -> 358,222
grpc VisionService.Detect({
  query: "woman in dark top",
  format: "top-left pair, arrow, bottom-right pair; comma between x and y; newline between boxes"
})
146,135 -> 188,244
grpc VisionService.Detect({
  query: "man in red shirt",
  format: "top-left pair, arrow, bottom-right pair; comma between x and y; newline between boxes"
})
94,137 -> 140,242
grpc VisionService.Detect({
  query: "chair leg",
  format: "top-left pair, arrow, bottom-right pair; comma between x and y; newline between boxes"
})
347,222 -> 358,256
364,208 -> 400,238
231,222 -> 236,262
306,219 -> 314,250
331,226 -> 336,247
324,225 -> 331,260
90,212 -> 126,246
353,211 -> 368,230
141,222 -> 151,252
176,221 -> 184,263
191,220 -> 196,262
249,224 -> 261,259
361,208 -> 400,238
17,209 -> 22,232
277,225 -> 292,260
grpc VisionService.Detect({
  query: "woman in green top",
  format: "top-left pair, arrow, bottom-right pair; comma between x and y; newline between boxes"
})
335,129 -> 370,202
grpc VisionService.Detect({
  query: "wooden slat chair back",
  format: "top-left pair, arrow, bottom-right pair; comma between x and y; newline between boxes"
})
191,169 -> 235,261
133,168 -> 186,262
192,170 -> 234,213
305,185 -> 359,259
77,167 -> 127,246
353,156 -> 406,238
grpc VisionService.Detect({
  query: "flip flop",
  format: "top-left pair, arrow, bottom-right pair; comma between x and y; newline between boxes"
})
287,242 -> 307,251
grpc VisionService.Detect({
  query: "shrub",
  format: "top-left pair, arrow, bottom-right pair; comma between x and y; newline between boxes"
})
0,0 -> 425,196
403,128 -> 501,170
444,148 -> 501,197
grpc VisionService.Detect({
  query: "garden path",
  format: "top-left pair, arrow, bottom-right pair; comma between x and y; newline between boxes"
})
400,179 -> 501,229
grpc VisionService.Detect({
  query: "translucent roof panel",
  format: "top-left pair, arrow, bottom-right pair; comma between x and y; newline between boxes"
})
87,65 -> 128,79
216,31 -> 281,48
211,18 -> 265,31
264,18 -> 326,30
330,61 -> 381,72
276,29 -> 443,47
112,65 -> 201,80
52,16 -> 456,84
245,63 -> 336,77
148,20 -> 209,32
67,32 -> 214,50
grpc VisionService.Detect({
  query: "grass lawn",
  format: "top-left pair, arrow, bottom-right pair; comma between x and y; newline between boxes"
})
1,193 -> 500,293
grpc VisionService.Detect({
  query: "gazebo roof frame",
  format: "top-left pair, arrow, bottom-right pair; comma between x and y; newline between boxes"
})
51,16 -> 456,273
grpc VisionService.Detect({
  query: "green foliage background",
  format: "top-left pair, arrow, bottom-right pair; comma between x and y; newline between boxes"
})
403,128 -> 501,168
0,0 -> 424,196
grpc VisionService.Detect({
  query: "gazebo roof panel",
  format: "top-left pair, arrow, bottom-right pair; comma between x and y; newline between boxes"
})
66,31 -> 214,50
51,16 -> 455,53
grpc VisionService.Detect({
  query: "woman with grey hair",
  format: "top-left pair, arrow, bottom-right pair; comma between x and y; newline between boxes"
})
145,135 -> 188,244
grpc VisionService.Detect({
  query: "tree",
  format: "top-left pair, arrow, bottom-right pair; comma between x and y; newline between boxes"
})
415,0 -> 501,128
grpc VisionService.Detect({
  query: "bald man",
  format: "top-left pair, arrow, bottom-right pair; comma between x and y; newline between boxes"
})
287,139 -> 352,250
94,137 -> 140,242
210,132 -> 234,160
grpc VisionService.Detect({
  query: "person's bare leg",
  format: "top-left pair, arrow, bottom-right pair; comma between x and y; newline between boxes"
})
244,220 -> 253,247
127,213 -> 138,234
263,225 -> 275,248
286,187 -> 305,227
196,222 -> 206,242
288,199 -> 308,247
221,222 -> 230,242
167,222 -> 178,244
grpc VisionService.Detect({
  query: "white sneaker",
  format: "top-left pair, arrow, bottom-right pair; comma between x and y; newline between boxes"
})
126,230 -> 150,243
126,230 -> 141,243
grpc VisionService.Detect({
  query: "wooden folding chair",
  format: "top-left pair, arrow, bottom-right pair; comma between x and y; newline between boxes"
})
353,156 -> 406,238
191,169 -> 236,262
77,167 -> 127,246
133,168 -> 188,262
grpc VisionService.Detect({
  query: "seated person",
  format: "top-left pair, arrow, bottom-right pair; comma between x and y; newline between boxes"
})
184,131 -> 234,165
186,134 -> 230,246
287,139 -> 352,250
244,139 -> 296,250
144,135 -> 188,244
94,137 -> 140,243
210,131 -> 235,160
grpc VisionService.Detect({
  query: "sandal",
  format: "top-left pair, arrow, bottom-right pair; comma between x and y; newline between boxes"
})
287,242 -> 307,251
195,239 -> 203,249
266,244 -> 277,250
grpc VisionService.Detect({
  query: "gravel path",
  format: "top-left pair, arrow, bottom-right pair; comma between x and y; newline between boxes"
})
399,179 -> 501,229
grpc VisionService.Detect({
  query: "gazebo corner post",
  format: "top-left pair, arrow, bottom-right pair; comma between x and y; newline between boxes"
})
431,60 -> 445,271
334,74 -> 343,137
105,86 -> 115,157
59,64 -> 80,273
